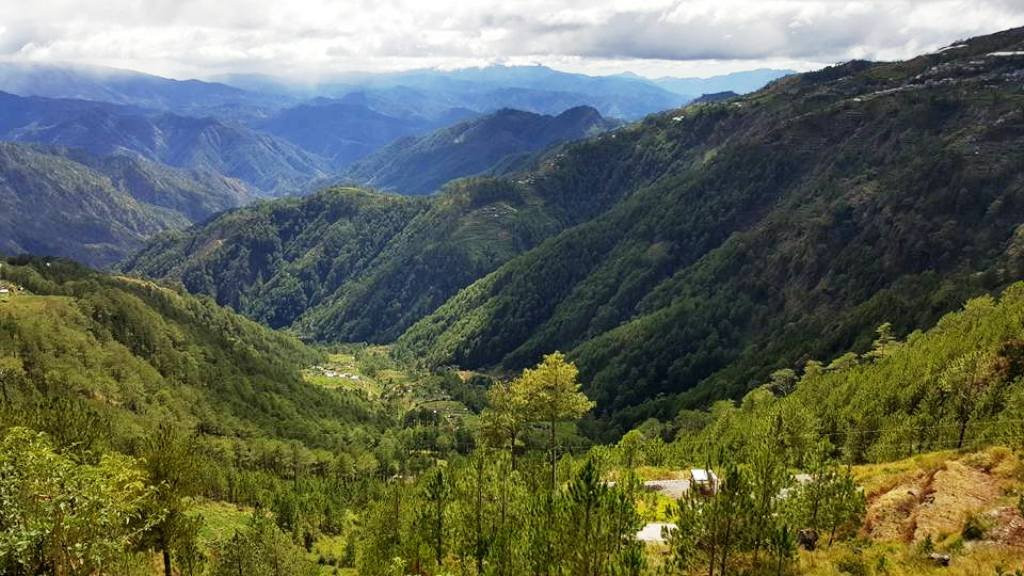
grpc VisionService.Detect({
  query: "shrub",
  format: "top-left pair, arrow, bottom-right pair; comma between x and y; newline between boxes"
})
962,513 -> 989,541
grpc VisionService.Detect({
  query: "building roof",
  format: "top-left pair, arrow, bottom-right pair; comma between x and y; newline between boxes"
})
691,468 -> 715,483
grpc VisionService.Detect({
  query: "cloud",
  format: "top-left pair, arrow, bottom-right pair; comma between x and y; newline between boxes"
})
0,0 -> 1021,78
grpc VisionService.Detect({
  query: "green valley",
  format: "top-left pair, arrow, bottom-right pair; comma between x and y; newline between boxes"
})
6,11 -> 1024,576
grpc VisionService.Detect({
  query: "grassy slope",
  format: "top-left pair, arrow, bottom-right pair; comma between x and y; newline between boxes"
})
797,447 -> 1024,576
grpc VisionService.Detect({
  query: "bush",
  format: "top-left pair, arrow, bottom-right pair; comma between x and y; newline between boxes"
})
962,513 -> 990,541
836,551 -> 870,576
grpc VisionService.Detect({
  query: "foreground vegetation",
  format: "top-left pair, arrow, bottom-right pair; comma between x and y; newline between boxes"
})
8,256 -> 1024,575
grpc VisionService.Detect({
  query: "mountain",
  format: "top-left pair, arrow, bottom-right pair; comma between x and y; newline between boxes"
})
68,151 -> 252,222
0,256 -> 387,456
652,68 -> 794,97
123,180 -> 564,341
0,142 -> 252,267
397,28 -> 1024,428
129,27 -> 1024,430
122,101 -> 688,342
0,62 -> 288,120
690,91 -> 739,104
0,91 -> 329,195
341,106 -> 619,195
222,65 -> 691,120
254,97 -> 475,168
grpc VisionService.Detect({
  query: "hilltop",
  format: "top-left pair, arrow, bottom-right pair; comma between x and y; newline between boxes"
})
342,106 -> 619,195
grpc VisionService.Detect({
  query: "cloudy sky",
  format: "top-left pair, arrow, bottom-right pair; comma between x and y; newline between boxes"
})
1,0 -> 1023,80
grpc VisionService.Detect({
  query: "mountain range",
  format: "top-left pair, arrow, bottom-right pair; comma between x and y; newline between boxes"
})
253,97 -> 476,169
341,106 -> 619,195
0,91 -> 329,195
124,27 -> 1024,431
0,62 -> 286,121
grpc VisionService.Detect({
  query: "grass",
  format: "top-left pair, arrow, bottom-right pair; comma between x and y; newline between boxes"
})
796,539 -> 1024,576
187,499 -> 254,547
853,450 -> 957,497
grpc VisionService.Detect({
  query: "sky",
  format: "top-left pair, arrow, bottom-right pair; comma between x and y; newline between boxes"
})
1,0 -> 1023,81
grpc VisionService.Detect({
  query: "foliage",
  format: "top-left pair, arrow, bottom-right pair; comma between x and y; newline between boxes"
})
0,427 -> 155,575
207,512 -> 318,576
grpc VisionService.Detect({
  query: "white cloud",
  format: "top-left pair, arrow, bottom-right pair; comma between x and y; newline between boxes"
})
0,0 -> 1021,79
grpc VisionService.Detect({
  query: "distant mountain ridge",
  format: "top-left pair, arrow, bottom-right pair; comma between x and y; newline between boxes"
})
0,142 -> 252,267
219,64 -> 689,120
0,62 -> 287,120
342,106 -> 619,195
0,91 -> 329,195
651,68 -> 794,96
254,98 -> 476,169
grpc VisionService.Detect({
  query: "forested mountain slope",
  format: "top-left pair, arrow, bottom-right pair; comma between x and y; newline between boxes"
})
124,181 -> 566,342
128,27 -> 1024,430
342,106 -> 618,195
0,258 -> 388,447
397,27 -> 1024,426
0,143 -> 251,267
123,104 -> 707,342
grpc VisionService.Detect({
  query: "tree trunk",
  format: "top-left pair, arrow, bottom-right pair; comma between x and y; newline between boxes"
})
476,459 -> 484,575
549,420 -> 557,492
957,418 -> 968,449
162,546 -> 172,576
510,429 -> 517,470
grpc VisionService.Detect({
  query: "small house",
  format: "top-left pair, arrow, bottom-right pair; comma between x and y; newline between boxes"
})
690,468 -> 719,496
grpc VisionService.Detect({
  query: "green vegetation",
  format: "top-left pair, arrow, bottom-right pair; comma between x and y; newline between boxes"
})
128,27 -> 1024,437
397,27 -> 1024,433
124,180 -> 571,342
10,256 -> 1024,574
0,256 -> 490,574
9,24 -> 1024,576
125,84 -> 695,343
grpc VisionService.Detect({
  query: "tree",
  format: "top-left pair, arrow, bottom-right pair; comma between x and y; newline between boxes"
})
940,351 -> 991,449
140,423 -> 202,576
766,369 -> 797,397
561,458 -> 644,576
419,467 -> 449,568
515,352 -> 594,490
0,427 -> 155,576
865,322 -> 898,360
480,380 -> 528,467
209,512 -> 317,576
666,458 -> 750,576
